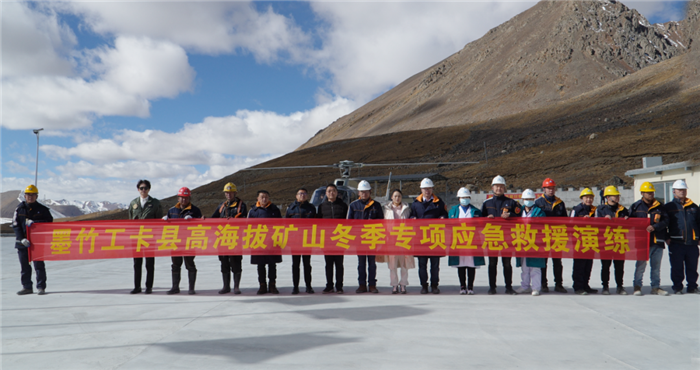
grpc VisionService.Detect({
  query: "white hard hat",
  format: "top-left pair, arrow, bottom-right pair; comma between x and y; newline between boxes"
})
522,189 -> 536,199
420,178 -> 434,188
491,175 -> 506,186
357,180 -> 372,191
457,187 -> 471,198
672,179 -> 688,190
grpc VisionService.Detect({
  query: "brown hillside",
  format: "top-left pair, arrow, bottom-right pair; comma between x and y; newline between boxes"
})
299,0 -> 689,149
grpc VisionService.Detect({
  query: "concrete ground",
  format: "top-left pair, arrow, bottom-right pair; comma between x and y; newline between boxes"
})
1,236 -> 698,369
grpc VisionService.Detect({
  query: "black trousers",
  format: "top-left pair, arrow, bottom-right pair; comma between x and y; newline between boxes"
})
541,258 -> 563,287
458,267 -> 476,290
257,263 -> 277,284
133,257 -> 154,289
324,255 -> 344,289
220,255 -> 242,274
171,256 -> 196,273
488,257 -> 513,289
601,259 -> 624,288
572,258 -> 593,291
292,255 -> 312,287
18,247 -> 46,289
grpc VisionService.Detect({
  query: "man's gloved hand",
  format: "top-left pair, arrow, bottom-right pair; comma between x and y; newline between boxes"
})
26,219 -> 34,228
162,215 -> 169,220
21,238 -> 31,247
184,215 -> 193,220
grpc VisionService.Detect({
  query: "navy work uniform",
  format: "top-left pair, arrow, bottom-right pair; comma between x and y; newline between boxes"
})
409,194 -> 449,292
596,203 -> 630,291
664,197 -> 700,293
286,200 -> 317,292
570,203 -> 596,292
211,197 -> 247,294
248,201 -> 283,293
167,202 -> 203,294
12,198 -> 53,294
481,195 -> 522,293
348,197 -> 384,291
535,194 -> 567,292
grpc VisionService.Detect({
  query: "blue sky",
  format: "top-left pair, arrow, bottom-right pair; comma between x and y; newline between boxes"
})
1,1 -> 690,204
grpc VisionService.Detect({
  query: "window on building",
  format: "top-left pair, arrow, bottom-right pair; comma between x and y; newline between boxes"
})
652,180 -> 682,204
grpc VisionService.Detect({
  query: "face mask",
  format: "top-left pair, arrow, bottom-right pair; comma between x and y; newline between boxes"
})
460,198 -> 471,206
523,200 -> 535,207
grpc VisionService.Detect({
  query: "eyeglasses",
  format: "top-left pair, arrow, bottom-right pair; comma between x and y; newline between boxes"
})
139,187 -> 149,191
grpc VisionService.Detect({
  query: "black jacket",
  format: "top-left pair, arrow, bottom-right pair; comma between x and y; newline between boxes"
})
347,198 -> 384,220
664,198 -> 700,245
248,202 -> 282,264
595,203 -> 629,219
481,195 -> 521,218
211,198 -> 247,219
12,201 -> 53,248
629,199 -> 668,246
167,203 -> 202,219
535,195 -> 567,217
285,201 -> 316,219
570,203 -> 596,218
317,198 -> 348,219
409,194 -> 448,219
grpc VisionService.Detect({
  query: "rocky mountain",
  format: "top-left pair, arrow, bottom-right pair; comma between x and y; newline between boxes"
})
0,190 -> 126,220
300,0 -> 692,149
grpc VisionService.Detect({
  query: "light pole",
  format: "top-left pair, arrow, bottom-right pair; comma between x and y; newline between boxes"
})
33,128 -> 43,187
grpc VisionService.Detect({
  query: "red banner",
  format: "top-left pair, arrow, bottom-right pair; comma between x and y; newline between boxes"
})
27,218 -> 650,261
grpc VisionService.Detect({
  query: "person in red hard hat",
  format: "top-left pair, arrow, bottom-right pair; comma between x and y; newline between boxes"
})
163,187 -> 203,295
534,178 -> 568,294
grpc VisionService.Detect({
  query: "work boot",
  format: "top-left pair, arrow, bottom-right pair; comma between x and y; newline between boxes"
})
585,287 -> 598,294
541,286 -> 550,293
233,273 -> 242,295
38,289 -> 46,295
369,285 -> 379,294
292,287 -> 300,295
306,286 -> 315,294
505,287 -> 518,295
130,287 -> 142,294
17,288 -> 33,295
167,272 -> 181,295
269,281 -> 279,294
188,271 -> 197,295
616,286 -> 627,295
420,284 -> 429,294
601,287 -> 610,295
430,285 -> 440,294
689,288 -> 700,294
145,288 -> 152,294
554,285 -> 568,293
219,272 -> 231,294
651,287 -> 669,296
575,289 -> 589,295
336,288 -> 344,294
633,286 -> 643,296
356,285 -> 368,293
257,282 -> 268,295
488,287 -> 497,295
322,286 -> 335,294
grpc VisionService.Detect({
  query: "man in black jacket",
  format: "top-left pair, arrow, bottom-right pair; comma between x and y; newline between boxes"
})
211,182 -> 247,294
535,178 -> 568,293
286,188 -> 317,294
481,175 -> 521,295
630,182 -> 669,296
317,184 -> 349,293
596,186 -> 630,295
664,180 -> 700,294
13,185 -> 53,295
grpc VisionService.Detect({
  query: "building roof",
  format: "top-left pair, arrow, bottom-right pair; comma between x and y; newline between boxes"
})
625,160 -> 698,177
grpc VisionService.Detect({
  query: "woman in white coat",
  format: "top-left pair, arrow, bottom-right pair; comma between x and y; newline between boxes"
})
448,187 -> 486,295
382,189 -> 415,294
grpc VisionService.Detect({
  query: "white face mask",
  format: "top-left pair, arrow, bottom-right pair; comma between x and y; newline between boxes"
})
523,200 -> 535,207
460,198 -> 471,206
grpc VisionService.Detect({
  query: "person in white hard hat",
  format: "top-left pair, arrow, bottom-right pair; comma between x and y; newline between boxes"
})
515,189 -> 546,296
481,175 -> 521,295
410,178 -> 448,294
382,189 -> 415,294
663,179 -> 700,294
447,187 -> 485,295
348,180 -> 384,293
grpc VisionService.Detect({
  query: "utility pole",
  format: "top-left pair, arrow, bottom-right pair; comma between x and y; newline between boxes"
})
33,129 -> 44,186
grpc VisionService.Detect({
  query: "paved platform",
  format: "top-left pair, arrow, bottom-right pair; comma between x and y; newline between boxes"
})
2,236 -> 699,369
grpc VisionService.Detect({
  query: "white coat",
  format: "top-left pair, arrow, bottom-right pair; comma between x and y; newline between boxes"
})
381,202 -> 416,269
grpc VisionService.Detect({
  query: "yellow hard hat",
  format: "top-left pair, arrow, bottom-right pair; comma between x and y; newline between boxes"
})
24,185 -> 38,194
603,185 -> 620,197
640,182 -> 655,193
223,182 -> 237,193
579,188 -> 594,198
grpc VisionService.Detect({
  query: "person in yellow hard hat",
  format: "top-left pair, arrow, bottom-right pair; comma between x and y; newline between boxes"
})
571,188 -> 598,295
12,185 -> 53,295
596,185 -> 630,295
211,182 -> 247,294
630,182 -> 669,296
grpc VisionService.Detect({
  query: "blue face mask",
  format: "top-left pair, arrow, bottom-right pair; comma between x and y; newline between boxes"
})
460,198 -> 471,206
523,200 -> 535,207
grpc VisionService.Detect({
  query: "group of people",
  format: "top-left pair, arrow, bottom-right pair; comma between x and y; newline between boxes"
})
12,175 -> 700,297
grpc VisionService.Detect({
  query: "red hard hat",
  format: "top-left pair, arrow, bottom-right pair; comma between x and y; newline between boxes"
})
178,187 -> 191,197
542,178 -> 556,188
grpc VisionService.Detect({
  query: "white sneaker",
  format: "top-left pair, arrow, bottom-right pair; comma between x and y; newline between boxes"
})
532,290 -> 540,296
467,290 -> 474,295
460,289 -> 467,295
515,286 -> 532,294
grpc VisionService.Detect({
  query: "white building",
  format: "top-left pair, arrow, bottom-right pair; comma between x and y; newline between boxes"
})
625,157 -> 699,203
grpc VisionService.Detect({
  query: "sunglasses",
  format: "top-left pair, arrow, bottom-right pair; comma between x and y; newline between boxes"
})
139,187 -> 149,191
